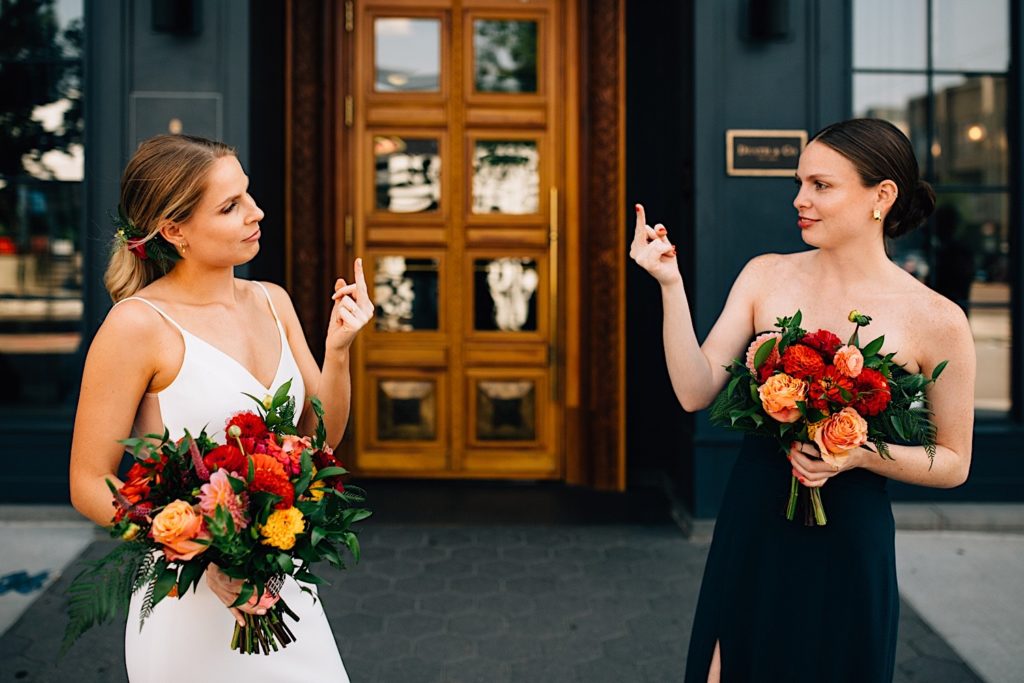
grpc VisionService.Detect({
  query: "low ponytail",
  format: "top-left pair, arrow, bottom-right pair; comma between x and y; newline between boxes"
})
103,134 -> 235,302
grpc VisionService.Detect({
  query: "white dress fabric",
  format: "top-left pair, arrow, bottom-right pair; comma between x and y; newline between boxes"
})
115,282 -> 349,682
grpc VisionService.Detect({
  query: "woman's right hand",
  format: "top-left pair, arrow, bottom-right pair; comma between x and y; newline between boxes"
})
205,563 -> 278,627
629,203 -> 681,286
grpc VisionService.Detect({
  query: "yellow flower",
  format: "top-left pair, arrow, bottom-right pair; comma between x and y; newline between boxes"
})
260,507 -> 305,550
309,479 -> 327,502
262,394 -> 273,410
121,523 -> 141,541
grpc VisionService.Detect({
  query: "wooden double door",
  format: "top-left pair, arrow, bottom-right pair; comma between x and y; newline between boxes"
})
342,0 -> 572,478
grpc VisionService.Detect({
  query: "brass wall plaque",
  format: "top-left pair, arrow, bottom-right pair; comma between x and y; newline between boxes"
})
726,129 -> 807,177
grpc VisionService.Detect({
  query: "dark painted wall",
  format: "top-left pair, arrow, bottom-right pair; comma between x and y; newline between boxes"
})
687,0 -> 850,516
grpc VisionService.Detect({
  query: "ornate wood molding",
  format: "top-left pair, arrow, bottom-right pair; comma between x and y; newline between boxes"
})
285,0 -> 332,358
579,0 -> 627,489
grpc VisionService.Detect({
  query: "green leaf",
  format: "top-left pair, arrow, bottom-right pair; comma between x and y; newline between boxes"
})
230,582 -> 255,608
931,360 -> 948,381
276,554 -> 295,574
151,565 -> 179,607
753,337 -> 777,369
272,380 -> 293,409
313,466 -> 348,482
176,561 -> 204,597
311,527 -> 326,546
293,450 -> 314,495
861,335 -> 885,357
342,532 -> 361,563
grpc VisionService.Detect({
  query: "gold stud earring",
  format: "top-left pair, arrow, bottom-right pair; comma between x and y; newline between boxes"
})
179,242 -> 188,255
872,208 -> 882,222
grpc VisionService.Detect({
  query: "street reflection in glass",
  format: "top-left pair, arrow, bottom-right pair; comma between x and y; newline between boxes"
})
473,258 -> 538,332
473,20 -> 538,93
374,18 -> 440,92
373,256 -> 439,332
374,136 -> 440,213
471,141 -> 539,214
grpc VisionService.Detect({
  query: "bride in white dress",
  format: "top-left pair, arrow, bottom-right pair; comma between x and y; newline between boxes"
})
69,134 -> 373,681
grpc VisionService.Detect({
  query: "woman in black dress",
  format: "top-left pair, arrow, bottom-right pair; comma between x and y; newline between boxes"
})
630,118 -> 975,682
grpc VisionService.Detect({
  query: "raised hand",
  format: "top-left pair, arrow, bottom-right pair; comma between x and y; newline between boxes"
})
326,257 -> 375,353
628,203 -> 681,286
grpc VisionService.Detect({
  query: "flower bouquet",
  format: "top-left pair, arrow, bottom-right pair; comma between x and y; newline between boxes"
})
62,380 -> 370,654
709,311 -> 947,526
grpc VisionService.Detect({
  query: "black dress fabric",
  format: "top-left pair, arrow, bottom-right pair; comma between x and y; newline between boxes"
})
684,434 -> 899,682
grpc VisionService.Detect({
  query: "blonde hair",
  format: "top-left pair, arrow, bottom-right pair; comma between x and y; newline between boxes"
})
104,134 -> 235,301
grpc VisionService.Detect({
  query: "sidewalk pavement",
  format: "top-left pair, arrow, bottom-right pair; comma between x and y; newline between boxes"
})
0,502 -> 1020,682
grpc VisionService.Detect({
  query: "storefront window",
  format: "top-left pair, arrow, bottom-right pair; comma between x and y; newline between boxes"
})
0,0 -> 84,409
853,0 -> 1011,417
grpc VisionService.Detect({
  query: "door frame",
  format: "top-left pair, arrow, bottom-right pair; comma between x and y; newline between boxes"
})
284,0 -> 625,489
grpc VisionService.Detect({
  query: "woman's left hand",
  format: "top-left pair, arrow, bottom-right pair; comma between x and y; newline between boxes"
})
787,441 -> 860,488
326,257 -> 375,353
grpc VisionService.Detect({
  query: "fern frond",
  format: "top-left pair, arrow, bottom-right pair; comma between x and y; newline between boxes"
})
61,542 -> 150,655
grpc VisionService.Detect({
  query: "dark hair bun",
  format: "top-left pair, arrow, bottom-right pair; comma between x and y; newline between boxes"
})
886,180 -> 936,239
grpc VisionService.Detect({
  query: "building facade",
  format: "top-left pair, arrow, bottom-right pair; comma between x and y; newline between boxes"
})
1,0 -> 1020,517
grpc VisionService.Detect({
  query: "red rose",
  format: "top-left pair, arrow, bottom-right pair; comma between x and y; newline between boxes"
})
250,453 -> 295,509
204,444 -> 247,474
853,368 -> 891,416
782,344 -> 826,379
808,366 -> 856,410
802,329 -> 844,356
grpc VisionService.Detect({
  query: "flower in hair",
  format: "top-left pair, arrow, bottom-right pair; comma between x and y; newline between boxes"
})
111,205 -> 181,270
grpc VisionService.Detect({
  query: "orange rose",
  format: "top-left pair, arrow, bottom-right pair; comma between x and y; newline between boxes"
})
758,373 -> 806,423
833,345 -> 864,378
809,407 -> 869,466
151,500 -> 209,562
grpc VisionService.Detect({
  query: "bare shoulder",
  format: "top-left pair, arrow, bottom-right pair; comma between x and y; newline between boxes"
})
89,298 -> 174,374
737,252 -> 804,286
901,277 -> 973,366
253,280 -> 301,321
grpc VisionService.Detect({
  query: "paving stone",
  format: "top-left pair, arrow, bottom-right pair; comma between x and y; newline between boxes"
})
0,522 -> 985,683
387,612 -> 445,640
443,657 -> 512,683
376,655 -> 444,683
393,574 -> 448,596
418,591 -> 478,616
447,611 -> 506,638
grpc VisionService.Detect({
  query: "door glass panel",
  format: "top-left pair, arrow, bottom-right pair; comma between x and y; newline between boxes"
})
852,0 -> 925,70
377,379 -> 437,440
932,0 -> 1009,72
374,136 -> 440,213
473,257 -> 538,332
374,18 -> 440,92
933,75 -> 1007,186
852,74 -> 930,172
473,19 -> 538,93
476,380 -> 536,441
471,140 -> 539,214
373,256 -> 439,332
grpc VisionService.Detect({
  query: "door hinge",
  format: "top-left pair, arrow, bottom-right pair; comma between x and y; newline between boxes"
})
344,215 -> 354,248
344,95 -> 353,127
345,1 -> 354,32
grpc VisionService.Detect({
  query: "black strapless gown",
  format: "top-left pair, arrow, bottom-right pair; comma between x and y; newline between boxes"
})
685,435 -> 899,682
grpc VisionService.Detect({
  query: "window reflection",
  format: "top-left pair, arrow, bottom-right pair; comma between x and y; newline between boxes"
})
471,140 -> 539,214
373,256 -> 439,332
374,136 -> 440,213
853,74 -> 929,170
473,257 -> 539,332
930,76 -> 1007,186
0,0 -> 84,408
473,19 -> 538,93
374,18 -> 440,92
